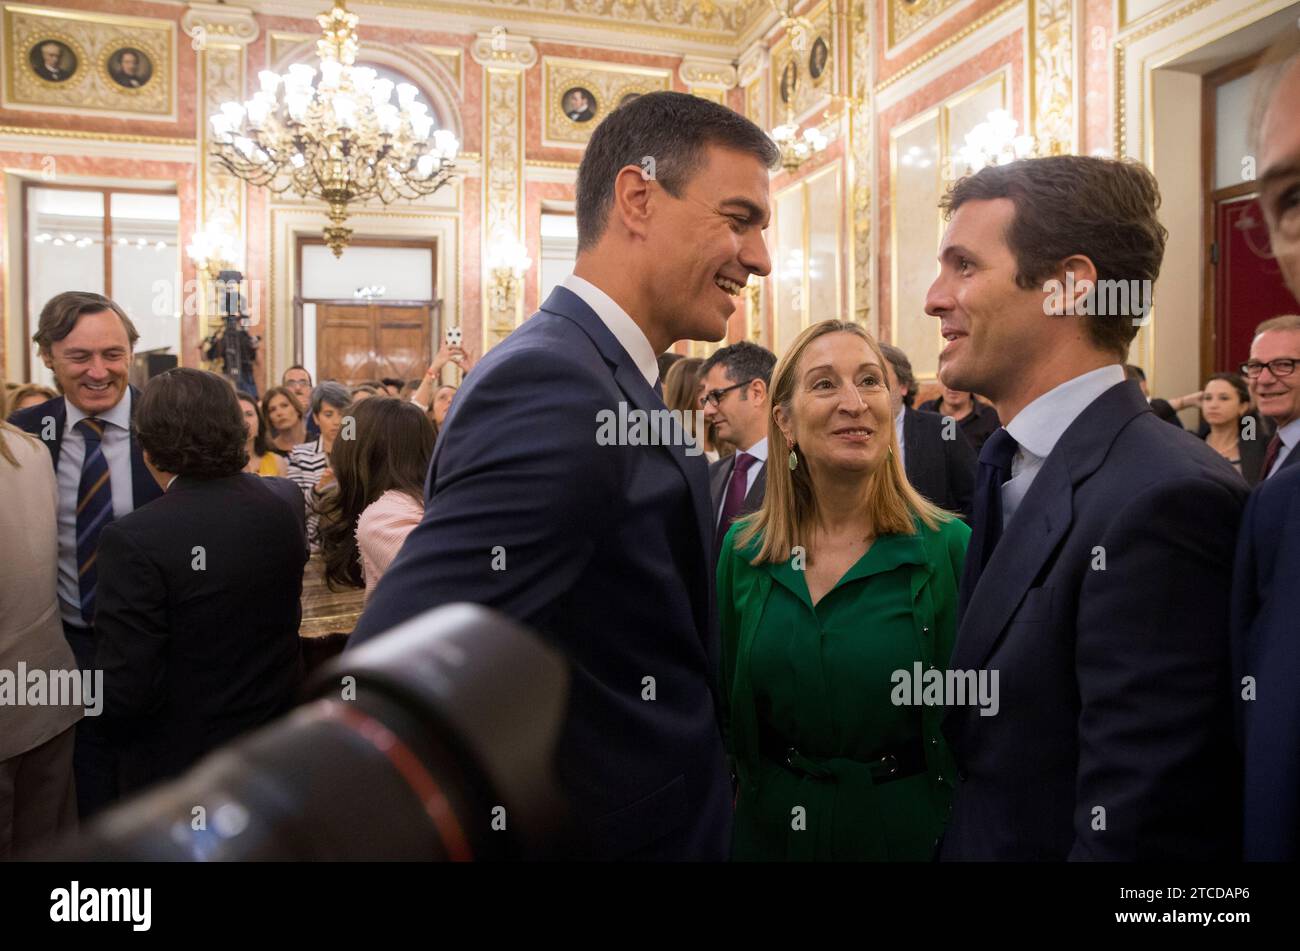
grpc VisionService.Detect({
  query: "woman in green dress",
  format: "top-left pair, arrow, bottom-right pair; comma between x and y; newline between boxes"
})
718,319 -> 970,861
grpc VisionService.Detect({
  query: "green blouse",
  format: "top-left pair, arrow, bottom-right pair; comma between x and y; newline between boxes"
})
717,514 -> 970,861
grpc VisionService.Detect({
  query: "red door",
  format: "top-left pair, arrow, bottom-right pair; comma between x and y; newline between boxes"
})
1214,194 -> 1299,373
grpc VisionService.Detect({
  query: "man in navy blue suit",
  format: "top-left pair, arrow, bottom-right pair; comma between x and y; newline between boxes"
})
1232,30 -> 1300,862
347,92 -> 778,859
8,291 -> 164,818
926,156 -> 1246,860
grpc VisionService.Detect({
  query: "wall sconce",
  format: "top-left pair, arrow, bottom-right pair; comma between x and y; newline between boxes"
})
186,225 -> 238,279
489,233 -> 532,312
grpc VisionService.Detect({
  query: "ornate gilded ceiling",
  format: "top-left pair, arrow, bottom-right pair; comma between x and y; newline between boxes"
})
359,0 -> 774,50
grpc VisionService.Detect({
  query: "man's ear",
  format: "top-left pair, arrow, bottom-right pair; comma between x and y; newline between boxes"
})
39,347 -> 54,370
751,379 -> 769,406
1058,254 -> 1099,311
611,164 -> 654,240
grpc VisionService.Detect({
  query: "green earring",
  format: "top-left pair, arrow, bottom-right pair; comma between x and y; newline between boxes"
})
788,446 -> 798,471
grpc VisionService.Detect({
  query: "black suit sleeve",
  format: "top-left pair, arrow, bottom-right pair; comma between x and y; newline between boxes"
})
349,348 -> 619,644
943,420 -> 977,520
93,524 -> 171,719
1070,476 -> 1244,860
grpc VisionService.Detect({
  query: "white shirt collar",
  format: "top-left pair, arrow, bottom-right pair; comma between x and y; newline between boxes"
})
561,273 -> 659,389
64,385 -> 131,433
740,435 -> 768,461
1005,364 -> 1126,460
1276,416 -> 1300,448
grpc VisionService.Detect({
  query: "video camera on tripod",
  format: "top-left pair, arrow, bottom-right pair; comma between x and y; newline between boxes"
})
202,269 -> 259,394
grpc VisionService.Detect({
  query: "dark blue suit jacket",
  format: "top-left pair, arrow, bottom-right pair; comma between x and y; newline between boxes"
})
941,380 -> 1246,860
347,286 -> 730,860
8,387 -> 163,516
1231,462 -> 1300,860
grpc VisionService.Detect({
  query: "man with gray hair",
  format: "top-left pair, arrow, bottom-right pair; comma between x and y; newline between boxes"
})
1232,24 -> 1300,861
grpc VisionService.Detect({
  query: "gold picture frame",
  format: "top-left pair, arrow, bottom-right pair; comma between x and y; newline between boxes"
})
3,4 -> 175,119
542,57 -> 672,148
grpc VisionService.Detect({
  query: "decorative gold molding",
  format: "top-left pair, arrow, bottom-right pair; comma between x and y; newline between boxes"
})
848,0 -> 872,325
527,158 -> 580,170
1029,0 -> 1075,155
875,0 -> 1020,93
0,125 -> 195,146
4,4 -> 176,118
541,57 -> 671,148
889,0 -> 967,50
422,44 -> 464,90
679,57 -> 738,90
358,0 -> 770,48
1110,0 -> 1219,156
481,63 -> 526,351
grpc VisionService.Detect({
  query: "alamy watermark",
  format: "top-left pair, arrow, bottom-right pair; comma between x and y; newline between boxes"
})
890,662 -> 999,717
0,664 -> 102,716
1043,271 -> 1152,327
595,402 -> 705,456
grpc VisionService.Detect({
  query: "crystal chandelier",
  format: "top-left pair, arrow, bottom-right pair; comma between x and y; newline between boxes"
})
208,0 -> 458,256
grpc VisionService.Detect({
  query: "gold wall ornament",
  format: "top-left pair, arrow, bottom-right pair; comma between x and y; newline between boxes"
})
769,0 -> 834,121
1030,0 -> 1076,156
848,0 -> 872,325
473,31 -> 534,351
3,4 -> 175,118
542,58 -> 672,148
208,1 -> 459,257
887,0 -> 966,49
875,0 -> 1020,94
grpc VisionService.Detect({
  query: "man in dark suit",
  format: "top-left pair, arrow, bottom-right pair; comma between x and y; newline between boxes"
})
879,343 -> 976,519
927,155 -> 1245,861
1232,32 -> 1300,861
699,341 -> 776,560
8,291 -> 164,818
92,368 -> 306,794
347,92 -> 778,859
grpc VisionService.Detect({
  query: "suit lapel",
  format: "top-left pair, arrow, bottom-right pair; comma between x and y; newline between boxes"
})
950,379 -> 1148,674
710,455 -> 735,514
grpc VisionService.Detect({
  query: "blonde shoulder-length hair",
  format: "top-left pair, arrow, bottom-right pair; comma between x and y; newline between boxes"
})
735,319 -> 952,565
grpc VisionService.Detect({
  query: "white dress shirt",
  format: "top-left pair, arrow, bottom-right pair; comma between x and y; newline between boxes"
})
57,388 -> 134,627
1266,416 -> 1300,478
1000,364 -> 1126,530
716,436 -> 768,527
561,273 -> 659,389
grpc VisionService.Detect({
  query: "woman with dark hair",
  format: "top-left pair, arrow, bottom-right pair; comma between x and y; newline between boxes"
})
91,368 -> 306,795
237,391 -> 287,477
1199,371 -> 1267,485
262,385 -> 306,455
287,381 -> 352,549
318,397 -> 434,602
664,355 -> 725,462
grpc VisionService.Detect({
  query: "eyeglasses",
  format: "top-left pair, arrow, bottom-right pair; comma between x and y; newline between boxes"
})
699,379 -> 755,408
1240,358 -> 1300,379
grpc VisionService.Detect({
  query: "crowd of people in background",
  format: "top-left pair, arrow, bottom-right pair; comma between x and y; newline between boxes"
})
1,30 -> 1298,862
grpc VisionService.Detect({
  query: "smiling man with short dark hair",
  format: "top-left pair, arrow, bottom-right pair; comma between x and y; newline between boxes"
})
349,91 -> 779,860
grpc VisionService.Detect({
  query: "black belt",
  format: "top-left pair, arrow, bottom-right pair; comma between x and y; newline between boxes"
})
761,733 -> 927,785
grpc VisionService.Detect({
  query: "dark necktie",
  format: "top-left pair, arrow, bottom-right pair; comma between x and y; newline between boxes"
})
75,418 -> 114,626
959,427 -> 1019,616
715,451 -> 757,556
1261,432 -> 1283,479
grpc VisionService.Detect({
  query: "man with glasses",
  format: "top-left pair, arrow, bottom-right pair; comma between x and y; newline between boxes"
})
698,341 -> 775,561
282,365 -> 319,439
1232,25 -> 1300,862
1241,314 -> 1300,480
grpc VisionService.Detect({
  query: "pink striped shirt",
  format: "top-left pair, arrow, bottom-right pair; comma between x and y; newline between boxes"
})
356,489 -> 424,603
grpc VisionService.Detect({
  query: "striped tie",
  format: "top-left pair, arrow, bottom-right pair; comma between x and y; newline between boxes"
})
75,418 -> 113,626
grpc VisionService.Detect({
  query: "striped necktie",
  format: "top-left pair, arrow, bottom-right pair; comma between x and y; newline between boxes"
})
75,417 -> 114,626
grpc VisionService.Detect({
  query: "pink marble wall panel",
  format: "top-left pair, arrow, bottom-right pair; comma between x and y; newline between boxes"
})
1083,0 -> 1114,155
876,0 -> 1011,90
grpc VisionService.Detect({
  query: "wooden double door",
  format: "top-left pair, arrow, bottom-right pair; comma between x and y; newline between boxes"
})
315,301 -> 437,385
